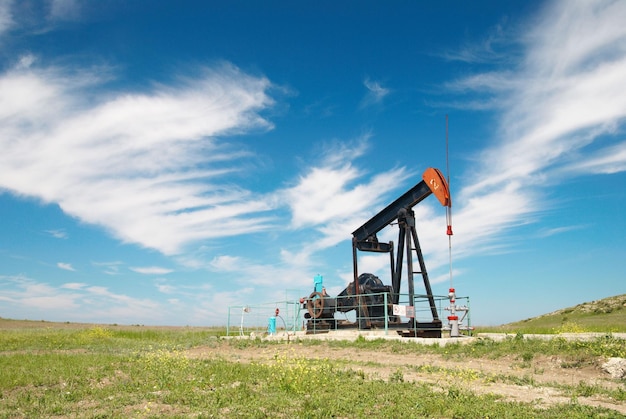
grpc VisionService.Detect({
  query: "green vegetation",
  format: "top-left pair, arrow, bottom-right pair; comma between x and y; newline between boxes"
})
323,331 -> 626,359
0,324 -> 223,352
1,324 -> 624,418
476,294 -> 626,334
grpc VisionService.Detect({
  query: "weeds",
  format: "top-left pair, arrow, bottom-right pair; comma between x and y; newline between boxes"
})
389,369 -> 405,383
267,349 -> 340,394
1,325 -> 624,418
136,347 -> 191,389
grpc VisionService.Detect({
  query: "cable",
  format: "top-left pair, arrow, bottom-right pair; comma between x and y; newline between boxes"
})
445,115 -> 453,288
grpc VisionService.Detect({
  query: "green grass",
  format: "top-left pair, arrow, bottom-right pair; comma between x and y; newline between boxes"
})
1,325 -> 625,418
323,332 -> 626,359
0,350 -> 620,418
477,294 -> 626,334
0,325 -> 224,352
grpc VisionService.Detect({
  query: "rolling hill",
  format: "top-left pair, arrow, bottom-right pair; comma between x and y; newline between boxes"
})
488,294 -> 626,333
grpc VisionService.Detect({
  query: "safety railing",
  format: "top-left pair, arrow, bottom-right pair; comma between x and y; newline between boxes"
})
227,291 -> 471,337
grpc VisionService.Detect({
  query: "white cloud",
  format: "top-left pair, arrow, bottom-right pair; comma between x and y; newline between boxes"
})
150,279 -> 262,325
0,61 -> 276,255
536,225 -> 587,238
523,0 -> 626,78
57,262 -> 75,271
153,278 -> 213,298
16,54 -> 36,69
284,164 -> 365,228
210,255 -> 241,271
442,21 -> 510,64
130,266 -> 174,275
157,284 -> 177,294
207,254 -> 314,289
61,282 -> 87,289
45,229 -> 68,239
281,140 -> 411,231
183,288 -> 258,325
49,0 -> 81,21
562,142 -> 626,175
361,78 -> 390,107
0,275 -> 161,323
22,294 -> 79,310
0,0 -> 14,36
0,0 -> 82,40
92,261 -> 123,275
276,139 -> 416,271
443,0 -> 626,258
0,276 -> 79,319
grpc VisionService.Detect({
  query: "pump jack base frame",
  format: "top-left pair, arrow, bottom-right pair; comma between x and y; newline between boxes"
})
305,318 -> 442,338
396,321 -> 442,338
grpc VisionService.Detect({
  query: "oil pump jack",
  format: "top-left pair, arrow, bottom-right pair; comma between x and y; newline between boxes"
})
303,167 -> 451,337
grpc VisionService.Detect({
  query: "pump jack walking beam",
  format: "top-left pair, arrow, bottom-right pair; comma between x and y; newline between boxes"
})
351,168 -> 451,326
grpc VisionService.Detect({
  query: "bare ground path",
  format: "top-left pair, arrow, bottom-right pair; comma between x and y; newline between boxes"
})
186,338 -> 626,415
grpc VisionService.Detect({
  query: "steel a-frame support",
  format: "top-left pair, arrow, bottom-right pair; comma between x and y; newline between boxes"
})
393,208 -> 439,323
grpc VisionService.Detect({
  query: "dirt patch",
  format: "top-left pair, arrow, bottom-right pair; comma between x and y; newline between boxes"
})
186,340 -> 626,414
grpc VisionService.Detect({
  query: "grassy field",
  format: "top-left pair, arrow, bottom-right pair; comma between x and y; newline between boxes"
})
1,318 -> 625,418
476,294 -> 626,334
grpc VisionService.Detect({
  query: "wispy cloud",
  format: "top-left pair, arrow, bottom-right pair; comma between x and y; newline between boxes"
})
2,274 -> 229,325
361,78 -> 390,108
0,0 -> 13,36
167,138 -> 420,292
442,0 -> 626,258
536,224 -> 587,238
0,1 -> 74,40
45,229 -> 68,239
92,261 -> 123,276
562,142 -> 626,175
441,20 -> 511,64
57,262 -> 75,271
0,60 -> 275,255
61,282 -> 87,290
280,138 -> 412,248
49,0 -> 81,21
130,266 -> 174,275
206,253 -> 315,290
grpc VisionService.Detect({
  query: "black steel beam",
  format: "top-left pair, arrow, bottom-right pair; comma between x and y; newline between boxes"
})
352,180 -> 432,241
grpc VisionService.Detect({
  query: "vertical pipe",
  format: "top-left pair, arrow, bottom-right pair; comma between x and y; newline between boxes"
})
466,296 -> 472,336
226,307 -> 231,337
393,227 -> 406,304
405,223 -> 415,307
384,291 -> 388,335
388,241 -> 395,303
352,237 -> 360,328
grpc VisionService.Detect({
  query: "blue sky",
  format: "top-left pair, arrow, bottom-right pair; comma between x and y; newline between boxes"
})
0,0 -> 624,326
